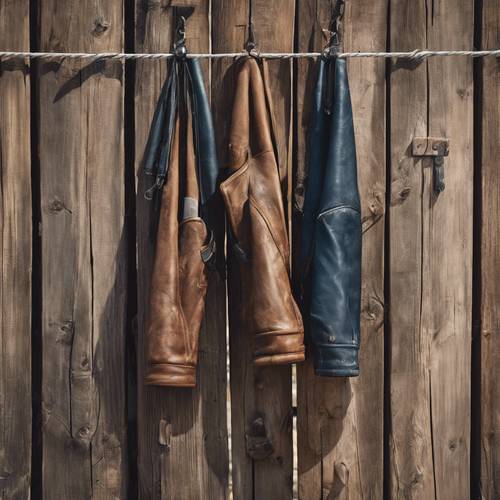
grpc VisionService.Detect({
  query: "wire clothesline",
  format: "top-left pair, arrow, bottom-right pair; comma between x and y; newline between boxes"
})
1,49 -> 500,61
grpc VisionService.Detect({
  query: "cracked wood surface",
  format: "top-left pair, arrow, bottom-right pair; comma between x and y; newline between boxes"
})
0,1 -> 31,499
39,0 -> 127,498
134,2 -> 229,498
295,1 -> 386,498
211,0 -> 296,498
388,0 -> 473,498
478,0 -> 500,497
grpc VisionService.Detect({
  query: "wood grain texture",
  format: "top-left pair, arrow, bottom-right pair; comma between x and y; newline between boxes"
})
38,0 -> 127,497
211,0 -> 296,498
0,1 -> 31,498
295,1 -> 386,498
478,0 -> 500,497
135,2 -> 228,498
388,0 -> 473,498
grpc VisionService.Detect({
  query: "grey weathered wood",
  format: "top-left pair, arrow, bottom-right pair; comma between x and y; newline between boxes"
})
478,0 -> 500,497
135,2 -> 228,498
295,0 -> 386,498
0,1 -> 31,498
211,0 -> 296,498
38,0 -> 127,497
388,0 -> 473,498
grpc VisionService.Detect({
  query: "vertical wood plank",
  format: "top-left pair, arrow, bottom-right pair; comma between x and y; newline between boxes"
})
295,1 -> 386,498
388,0 -> 473,498
135,2 -> 229,498
210,6 -> 251,498
212,1 -> 296,498
387,1 -> 431,496
388,0 -> 434,498
426,4 -> 473,498
38,1 -> 127,497
0,1 -> 31,498
478,0 -> 500,497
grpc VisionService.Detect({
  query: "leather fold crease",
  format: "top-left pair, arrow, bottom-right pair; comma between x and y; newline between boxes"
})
220,58 -> 305,366
301,57 -> 362,377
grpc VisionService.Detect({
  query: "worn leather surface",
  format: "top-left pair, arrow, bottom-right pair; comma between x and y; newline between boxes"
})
220,58 -> 305,365
301,57 -> 362,377
144,59 -> 217,387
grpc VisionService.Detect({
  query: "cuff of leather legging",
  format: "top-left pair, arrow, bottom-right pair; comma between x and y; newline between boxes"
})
253,330 -> 305,366
145,363 -> 196,387
312,345 -> 359,377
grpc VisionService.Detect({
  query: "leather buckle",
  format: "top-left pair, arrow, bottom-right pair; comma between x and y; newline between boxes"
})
201,230 -> 217,269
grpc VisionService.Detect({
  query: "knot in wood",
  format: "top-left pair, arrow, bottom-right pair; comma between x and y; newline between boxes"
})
92,17 -> 110,37
245,416 -> 274,460
48,198 -> 64,213
368,185 -> 385,217
78,425 -> 90,439
361,294 -> 384,326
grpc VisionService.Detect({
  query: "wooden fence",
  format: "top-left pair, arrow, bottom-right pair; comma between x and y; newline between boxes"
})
1,0 -> 499,498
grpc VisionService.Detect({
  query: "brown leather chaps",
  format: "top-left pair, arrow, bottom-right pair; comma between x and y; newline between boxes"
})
145,60 -> 216,387
220,58 -> 305,366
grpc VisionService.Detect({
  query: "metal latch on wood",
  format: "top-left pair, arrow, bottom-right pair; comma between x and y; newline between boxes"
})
412,137 -> 450,193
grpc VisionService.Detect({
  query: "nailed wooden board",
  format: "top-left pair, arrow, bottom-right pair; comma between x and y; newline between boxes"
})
134,2 -> 228,498
478,0 -> 500,497
388,0 -> 473,498
38,0 -> 127,497
0,1 -> 31,498
295,0 -> 386,498
211,0 -> 296,498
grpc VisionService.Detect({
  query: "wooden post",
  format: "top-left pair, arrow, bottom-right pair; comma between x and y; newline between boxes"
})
134,2 -> 229,498
388,0 -> 473,498
38,0 -> 127,497
212,0 -> 296,497
0,2 -> 31,498
295,0 -> 386,498
477,0 -> 500,497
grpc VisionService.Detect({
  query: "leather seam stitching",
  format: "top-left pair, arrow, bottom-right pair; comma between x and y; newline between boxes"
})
254,330 -> 304,337
317,204 -> 360,219
149,362 -> 195,368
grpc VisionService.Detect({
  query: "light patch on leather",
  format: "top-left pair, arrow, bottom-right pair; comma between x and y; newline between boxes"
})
182,197 -> 198,220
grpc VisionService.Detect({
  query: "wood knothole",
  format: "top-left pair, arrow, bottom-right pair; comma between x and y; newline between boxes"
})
245,415 -> 274,460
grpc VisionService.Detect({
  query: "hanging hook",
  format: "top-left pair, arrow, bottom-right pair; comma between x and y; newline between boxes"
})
173,7 -> 194,60
174,15 -> 187,59
245,21 -> 257,53
323,0 -> 344,58
244,1 -> 260,58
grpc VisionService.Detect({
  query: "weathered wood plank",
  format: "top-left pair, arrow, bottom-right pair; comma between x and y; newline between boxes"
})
0,1 -> 31,498
388,0 -> 473,498
38,0 -> 127,497
477,0 -> 500,497
135,2 -> 228,498
387,1 -> 431,497
209,7 -> 251,497
295,1 -> 386,498
212,1 -> 296,498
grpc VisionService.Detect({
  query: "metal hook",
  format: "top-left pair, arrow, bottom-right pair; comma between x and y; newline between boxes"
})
174,15 -> 187,59
177,16 -> 186,44
173,7 -> 194,60
322,0 -> 344,57
245,21 -> 257,54
244,0 -> 260,58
